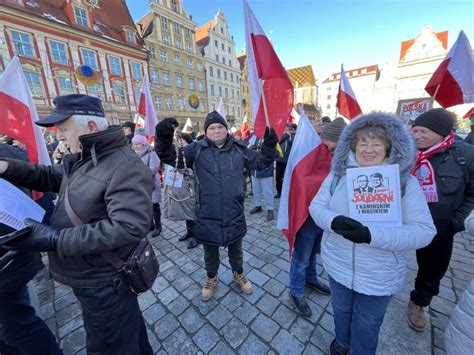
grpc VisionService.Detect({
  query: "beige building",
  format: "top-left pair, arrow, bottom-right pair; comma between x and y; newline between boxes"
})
136,0 -> 207,130
287,65 -> 318,120
236,50 -> 252,129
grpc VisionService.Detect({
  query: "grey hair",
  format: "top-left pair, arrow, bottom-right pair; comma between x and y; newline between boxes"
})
71,115 -> 109,131
349,124 -> 391,154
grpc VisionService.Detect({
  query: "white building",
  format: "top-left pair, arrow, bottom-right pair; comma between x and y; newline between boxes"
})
196,10 -> 242,125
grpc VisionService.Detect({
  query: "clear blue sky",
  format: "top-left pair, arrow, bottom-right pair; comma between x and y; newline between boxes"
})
126,0 -> 474,81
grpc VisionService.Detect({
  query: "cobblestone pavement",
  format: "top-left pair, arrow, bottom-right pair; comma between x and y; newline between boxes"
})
32,198 -> 474,354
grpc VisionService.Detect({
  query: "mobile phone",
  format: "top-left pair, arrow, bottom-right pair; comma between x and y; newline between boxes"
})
0,227 -> 31,245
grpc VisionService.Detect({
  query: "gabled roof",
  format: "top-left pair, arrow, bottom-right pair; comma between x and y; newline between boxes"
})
323,65 -> 379,84
287,65 -> 316,87
400,30 -> 448,61
1,0 -> 144,48
195,18 -> 217,46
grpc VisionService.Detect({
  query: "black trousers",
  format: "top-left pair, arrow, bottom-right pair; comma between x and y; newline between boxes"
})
152,203 -> 161,230
275,162 -> 287,195
203,239 -> 243,278
73,277 -> 152,355
410,232 -> 454,307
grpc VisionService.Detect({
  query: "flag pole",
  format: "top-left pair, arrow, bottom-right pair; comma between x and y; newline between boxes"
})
433,83 -> 441,101
259,78 -> 271,127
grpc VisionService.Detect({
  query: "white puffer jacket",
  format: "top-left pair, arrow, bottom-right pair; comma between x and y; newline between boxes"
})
309,112 -> 436,296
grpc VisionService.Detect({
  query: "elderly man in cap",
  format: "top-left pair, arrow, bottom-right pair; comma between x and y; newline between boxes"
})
408,108 -> 474,332
0,94 -> 154,354
155,111 -> 277,301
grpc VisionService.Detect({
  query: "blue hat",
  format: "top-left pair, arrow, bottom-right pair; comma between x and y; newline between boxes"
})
36,94 -> 105,127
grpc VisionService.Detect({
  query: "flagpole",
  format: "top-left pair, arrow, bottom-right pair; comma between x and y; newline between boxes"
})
433,84 -> 441,101
259,79 -> 271,127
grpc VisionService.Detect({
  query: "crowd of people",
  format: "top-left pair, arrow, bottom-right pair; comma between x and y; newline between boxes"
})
0,93 -> 473,355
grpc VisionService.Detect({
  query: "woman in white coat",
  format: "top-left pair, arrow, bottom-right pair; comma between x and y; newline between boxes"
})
309,112 -> 436,355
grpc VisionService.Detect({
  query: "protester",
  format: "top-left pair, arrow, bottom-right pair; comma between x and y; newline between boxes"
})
185,124 -> 196,140
310,112 -> 436,354
52,140 -> 71,164
0,94 -> 154,354
408,108 -> 474,332
288,118 -> 346,317
0,143 -> 62,355
464,113 -> 474,144
122,121 -> 135,145
161,132 -> 199,249
132,128 -> 162,237
274,123 -> 296,199
155,111 -> 277,301
248,136 -> 276,221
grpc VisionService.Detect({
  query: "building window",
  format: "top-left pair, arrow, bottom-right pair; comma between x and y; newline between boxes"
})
161,17 -> 169,29
224,71 -> 227,81
187,59 -> 193,69
185,28 -> 191,39
49,41 -> 68,64
220,27 -> 224,34
131,62 -> 141,80
163,34 -> 170,45
162,72 -> 170,85
209,66 -> 213,77
160,50 -> 168,62
230,73 -> 233,82
81,49 -> 97,69
171,0 -> 178,12
228,46 -> 231,54
24,70 -> 43,97
217,69 -> 221,79
150,68 -> 159,83
74,7 -> 89,27
126,31 -> 136,43
214,40 -> 218,47
57,76 -> 75,95
225,87 -> 228,97
148,47 -> 156,59
189,78 -> 195,90
327,86 -> 331,91
87,83 -> 103,99
215,54 -> 219,62
174,55 -> 181,65
362,68 -> 367,74
236,90 -> 239,99
231,89 -> 234,98
108,55 -> 122,75
221,43 -> 225,50
113,85 -> 126,105
228,59 -> 231,66
198,80 -> 204,92
175,74 -> 183,88
210,84 -> 215,96
327,104 -> 331,109
155,95 -> 162,109
165,97 -> 173,110
11,31 -> 34,57
185,43 -> 192,53
173,22 -> 180,34
327,95 -> 331,100
197,63 -> 203,72
218,86 -> 222,97
178,97 -> 185,110
222,57 -> 225,64
175,39 -> 182,49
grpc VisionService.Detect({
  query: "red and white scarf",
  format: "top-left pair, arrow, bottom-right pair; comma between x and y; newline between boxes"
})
411,132 -> 455,203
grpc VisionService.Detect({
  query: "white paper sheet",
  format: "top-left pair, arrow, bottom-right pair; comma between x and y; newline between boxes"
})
0,178 -> 45,230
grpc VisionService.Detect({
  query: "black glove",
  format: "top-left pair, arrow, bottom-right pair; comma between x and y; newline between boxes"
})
334,226 -> 372,244
331,215 -> 363,231
263,127 -> 278,147
155,117 -> 179,139
5,218 -> 58,252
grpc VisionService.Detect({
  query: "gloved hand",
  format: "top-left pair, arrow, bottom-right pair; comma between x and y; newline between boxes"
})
331,215 -> 363,232
263,127 -> 278,147
334,226 -> 372,244
5,218 -> 58,252
155,117 -> 179,139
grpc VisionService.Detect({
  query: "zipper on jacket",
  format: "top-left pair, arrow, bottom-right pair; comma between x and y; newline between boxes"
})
351,243 -> 356,289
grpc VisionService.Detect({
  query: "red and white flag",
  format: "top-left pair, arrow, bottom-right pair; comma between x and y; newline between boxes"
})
137,74 -> 158,136
337,65 -> 362,120
425,30 -> 474,108
277,109 -> 332,256
243,0 -> 294,140
0,56 -> 50,165
240,113 -> 250,140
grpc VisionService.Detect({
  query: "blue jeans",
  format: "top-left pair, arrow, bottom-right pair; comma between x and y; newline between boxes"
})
289,217 -> 323,298
329,276 -> 391,355
0,285 -> 62,355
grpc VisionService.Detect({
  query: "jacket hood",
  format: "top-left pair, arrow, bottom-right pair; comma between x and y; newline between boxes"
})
331,112 -> 416,186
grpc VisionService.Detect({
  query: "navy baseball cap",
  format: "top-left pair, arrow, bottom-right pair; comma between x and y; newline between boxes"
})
36,94 -> 105,127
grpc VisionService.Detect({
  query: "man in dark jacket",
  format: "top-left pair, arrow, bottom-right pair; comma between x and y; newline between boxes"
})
122,121 -> 135,145
0,143 -> 61,355
274,123 -> 296,198
155,112 -> 277,301
409,108 -> 474,332
0,94 -> 154,354
464,113 -> 474,144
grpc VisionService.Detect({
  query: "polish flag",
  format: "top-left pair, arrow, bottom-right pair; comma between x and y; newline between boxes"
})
216,97 -> 227,119
337,65 -> 362,120
277,109 -> 332,256
244,0 -> 294,140
0,56 -> 50,166
425,31 -> 474,108
137,74 -> 158,136
240,113 -> 250,140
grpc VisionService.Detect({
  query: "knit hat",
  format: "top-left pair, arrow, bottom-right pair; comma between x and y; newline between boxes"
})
412,108 -> 454,138
132,128 -> 147,145
179,132 -> 194,144
321,116 -> 331,124
321,117 -> 347,142
204,111 -> 228,132
122,121 -> 136,133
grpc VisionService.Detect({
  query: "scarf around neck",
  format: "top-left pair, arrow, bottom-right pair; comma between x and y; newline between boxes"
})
411,132 -> 455,203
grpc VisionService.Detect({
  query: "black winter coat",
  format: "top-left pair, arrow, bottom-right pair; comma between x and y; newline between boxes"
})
275,132 -> 295,163
0,127 -> 153,287
157,134 -> 275,246
249,138 -> 274,178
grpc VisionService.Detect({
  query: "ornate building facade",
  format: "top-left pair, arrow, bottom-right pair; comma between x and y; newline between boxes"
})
0,0 -> 147,123
136,0 -> 207,130
287,65 -> 318,119
236,49 -> 252,129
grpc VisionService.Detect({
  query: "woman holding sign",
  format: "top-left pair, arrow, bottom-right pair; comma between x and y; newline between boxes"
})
309,112 -> 436,355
